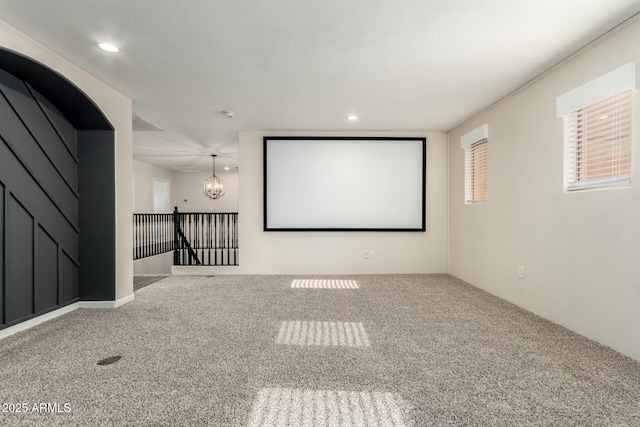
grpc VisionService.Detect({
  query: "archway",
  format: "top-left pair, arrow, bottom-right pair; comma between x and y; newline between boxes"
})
0,48 -> 117,330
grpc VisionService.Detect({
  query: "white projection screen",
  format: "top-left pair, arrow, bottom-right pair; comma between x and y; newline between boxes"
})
264,137 -> 426,231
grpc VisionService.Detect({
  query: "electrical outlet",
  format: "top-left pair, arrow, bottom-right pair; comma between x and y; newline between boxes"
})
369,250 -> 375,259
363,250 -> 369,259
518,266 -> 525,279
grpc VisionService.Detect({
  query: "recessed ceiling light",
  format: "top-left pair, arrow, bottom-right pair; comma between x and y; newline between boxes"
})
97,41 -> 121,53
224,166 -> 230,171
347,115 -> 358,121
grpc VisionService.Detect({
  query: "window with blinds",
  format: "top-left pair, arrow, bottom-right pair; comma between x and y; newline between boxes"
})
465,139 -> 488,203
564,89 -> 632,191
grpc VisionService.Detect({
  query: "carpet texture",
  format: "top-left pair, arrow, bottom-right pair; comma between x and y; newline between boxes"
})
0,274 -> 639,426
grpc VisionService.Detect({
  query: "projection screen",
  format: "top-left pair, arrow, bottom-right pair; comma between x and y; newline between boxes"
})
263,136 -> 426,231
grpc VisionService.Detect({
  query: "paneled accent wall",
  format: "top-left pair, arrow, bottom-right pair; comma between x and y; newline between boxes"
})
0,68 -> 79,328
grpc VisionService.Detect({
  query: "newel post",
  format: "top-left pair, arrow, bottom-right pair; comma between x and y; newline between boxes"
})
173,206 -> 180,265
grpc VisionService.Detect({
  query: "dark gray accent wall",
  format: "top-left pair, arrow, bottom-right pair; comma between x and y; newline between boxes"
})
0,69 -> 78,228
78,130 -> 116,301
60,251 -> 79,304
36,226 -> 58,313
0,49 -> 118,331
5,196 -> 34,323
0,185 -> 4,324
0,69 -> 79,328
0,137 -> 78,262
0,74 -> 78,193
31,87 -> 78,157
0,49 -> 113,131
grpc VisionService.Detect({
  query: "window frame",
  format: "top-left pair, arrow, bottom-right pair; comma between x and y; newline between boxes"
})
563,90 -> 632,191
152,178 -> 170,213
465,139 -> 488,203
461,124 -> 489,204
556,63 -> 636,192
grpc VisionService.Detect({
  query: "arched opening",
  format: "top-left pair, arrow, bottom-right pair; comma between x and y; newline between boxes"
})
0,48 -> 117,330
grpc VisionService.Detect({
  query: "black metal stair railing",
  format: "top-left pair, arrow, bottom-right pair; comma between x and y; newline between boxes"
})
173,207 -> 239,266
174,219 -> 201,265
133,207 -> 238,266
133,213 -> 173,260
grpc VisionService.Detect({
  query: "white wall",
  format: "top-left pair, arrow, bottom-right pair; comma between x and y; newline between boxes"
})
133,159 -> 175,212
134,253 -> 173,275
232,130 -> 448,275
172,170 -> 238,212
0,19 -> 134,301
448,19 -> 640,360
132,160 -> 176,274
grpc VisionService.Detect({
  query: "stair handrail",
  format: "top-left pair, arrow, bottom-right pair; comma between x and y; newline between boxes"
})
173,207 -> 201,265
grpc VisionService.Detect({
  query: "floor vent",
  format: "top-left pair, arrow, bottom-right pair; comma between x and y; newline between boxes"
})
291,279 -> 359,289
276,321 -> 370,347
97,356 -> 121,366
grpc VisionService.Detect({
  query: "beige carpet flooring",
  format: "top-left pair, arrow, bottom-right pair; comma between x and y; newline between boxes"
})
0,274 -> 639,426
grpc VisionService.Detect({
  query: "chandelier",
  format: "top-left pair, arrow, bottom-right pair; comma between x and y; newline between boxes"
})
203,154 -> 226,199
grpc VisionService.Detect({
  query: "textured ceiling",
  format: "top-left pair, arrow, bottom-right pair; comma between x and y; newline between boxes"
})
0,0 -> 638,171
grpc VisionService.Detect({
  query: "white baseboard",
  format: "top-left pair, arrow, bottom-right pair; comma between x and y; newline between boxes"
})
0,294 -> 136,341
0,303 -> 79,340
78,293 -> 135,309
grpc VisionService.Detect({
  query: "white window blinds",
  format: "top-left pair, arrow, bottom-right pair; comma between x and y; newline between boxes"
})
465,139 -> 488,203
564,90 -> 632,190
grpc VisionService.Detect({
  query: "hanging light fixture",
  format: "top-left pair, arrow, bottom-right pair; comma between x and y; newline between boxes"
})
203,154 -> 226,199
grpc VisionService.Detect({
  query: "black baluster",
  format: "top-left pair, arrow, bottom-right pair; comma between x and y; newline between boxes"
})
173,207 -> 180,265
207,213 -> 211,265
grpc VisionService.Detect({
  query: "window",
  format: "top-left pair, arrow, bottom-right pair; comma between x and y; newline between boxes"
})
461,124 -> 488,203
564,90 -> 632,190
465,139 -> 488,203
557,63 -> 636,191
152,178 -> 170,213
